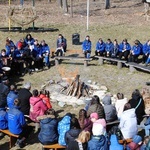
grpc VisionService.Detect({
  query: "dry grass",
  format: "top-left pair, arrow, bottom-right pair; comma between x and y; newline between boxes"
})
0,0 -> 150,149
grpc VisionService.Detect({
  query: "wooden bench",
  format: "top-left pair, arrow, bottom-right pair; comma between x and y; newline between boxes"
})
125,62 -> 150,73
0,129 -> 19,148
42,143 -> 66,150
54,56 -> 92,67
106,120 -> 120,126
95,56 -> 127,69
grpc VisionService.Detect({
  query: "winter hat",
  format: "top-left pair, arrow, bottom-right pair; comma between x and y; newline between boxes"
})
92,122 -> 104,136
90,113 -> 99,120
132,135 -> 142,144
95,119 -> 106,128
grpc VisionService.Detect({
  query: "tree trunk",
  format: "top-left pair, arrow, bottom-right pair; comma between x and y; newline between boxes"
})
70,0 -> 73,17
57,0 -> 62,8
63,0 -> 68,13
105,0 -> 110,9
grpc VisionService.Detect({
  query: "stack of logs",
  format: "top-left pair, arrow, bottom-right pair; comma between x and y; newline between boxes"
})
63,75 -> 90,99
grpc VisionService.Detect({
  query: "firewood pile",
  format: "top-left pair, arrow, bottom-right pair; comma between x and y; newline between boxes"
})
60,75 -> 90,99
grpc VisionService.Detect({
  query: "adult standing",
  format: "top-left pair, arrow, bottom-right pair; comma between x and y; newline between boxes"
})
0,77 -> 9,107
129,89 -> 145,125
18,82 -> 32,115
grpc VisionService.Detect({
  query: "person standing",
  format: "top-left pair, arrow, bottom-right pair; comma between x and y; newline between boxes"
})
82,35 -> 92,59
18,82 -> 32,115
0,77 -> 9,108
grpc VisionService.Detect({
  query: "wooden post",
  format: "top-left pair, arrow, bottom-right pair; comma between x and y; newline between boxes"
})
129,65 -> 136,72
55,59 -> 59,66
84,60 -> 88,67
105,0 -> 110,9
63,0 -> 68,13
8,0 -> 11,30
117,62 -> 122,69
57,0 -> 62,8
99,57 -> 103,65
70,0 -> 73,17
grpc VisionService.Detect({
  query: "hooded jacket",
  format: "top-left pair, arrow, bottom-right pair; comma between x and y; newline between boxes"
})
7,106 -> 26,134
102,96 -> 117,122
29,96 -> 47,122
7,91 -> 18,109
58,115 -> 71,146
39,94 -> 52,109
115,98 -> 128,119
88,135 -> 109,150
65,128 -> 81,145
129,95 -> 145,125
38,115 -> 58,144
87,103 -> 105,119
119,108 -> 137,139
0,108 -> 8,129
109,135 -> 123,150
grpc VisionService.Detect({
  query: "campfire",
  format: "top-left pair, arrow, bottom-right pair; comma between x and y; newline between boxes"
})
60,75 -> 90,99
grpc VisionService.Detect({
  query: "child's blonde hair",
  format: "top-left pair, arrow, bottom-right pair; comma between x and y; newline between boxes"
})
76,130 -> 90,143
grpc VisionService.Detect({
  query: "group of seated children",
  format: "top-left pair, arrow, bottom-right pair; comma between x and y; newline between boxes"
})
82,36 -> 150,66
0,34 -> 67,77
0,79 -> 150,149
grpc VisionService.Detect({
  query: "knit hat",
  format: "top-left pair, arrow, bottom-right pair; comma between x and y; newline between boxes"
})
92,122 -> 104,136
90,113 -> 99,120
132,135 -> 142,144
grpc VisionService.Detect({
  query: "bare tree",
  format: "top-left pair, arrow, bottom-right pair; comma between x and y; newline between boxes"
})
63,0 -> 68,13
57,0 -> 62,8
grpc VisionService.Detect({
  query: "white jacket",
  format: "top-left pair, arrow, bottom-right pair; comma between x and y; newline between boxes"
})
119,108 -> 138,139
115,98 -> 128,119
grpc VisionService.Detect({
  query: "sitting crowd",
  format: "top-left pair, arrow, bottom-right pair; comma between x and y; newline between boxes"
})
0,33 -> 67,77
0,77 -> 150,150
82,36 -> 150,66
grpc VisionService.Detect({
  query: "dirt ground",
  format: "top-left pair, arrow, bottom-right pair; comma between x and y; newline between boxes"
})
0,0 -> 150,149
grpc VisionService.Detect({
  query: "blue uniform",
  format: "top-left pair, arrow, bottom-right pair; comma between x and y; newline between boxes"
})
95,41 -> 105,52
7,91 -> 18,109
0,108 -> 8,129
119,43 -> 131,52
7,106 -> 26,134
41,44 -> 50,67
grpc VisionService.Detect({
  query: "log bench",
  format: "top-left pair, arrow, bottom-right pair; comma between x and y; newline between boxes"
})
94,56 -> 127,69
42,143 -> 66,150
0,129 -> 19,148
54,56 -> 92,67
106,120 -> 120,132
125,62 -> 150,73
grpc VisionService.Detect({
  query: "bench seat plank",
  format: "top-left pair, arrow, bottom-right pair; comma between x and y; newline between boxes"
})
0,129 -> 19,148
42,143 -> 66,150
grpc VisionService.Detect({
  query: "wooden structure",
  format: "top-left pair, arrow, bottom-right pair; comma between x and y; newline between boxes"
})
42,143 -> 66,150
54,56 -> 92,67
0,129 -> 19,148
125,62 -> 150,73
63,75 -> 90,99
94,56 -> 126,69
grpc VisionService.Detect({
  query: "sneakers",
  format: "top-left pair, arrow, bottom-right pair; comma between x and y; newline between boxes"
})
15,139 -> 25,148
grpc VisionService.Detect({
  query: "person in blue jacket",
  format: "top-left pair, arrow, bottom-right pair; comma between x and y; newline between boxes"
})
37,108 -> 58,145
111,39 -> 119,58
119,39 -> 131,61
5,38 -> 16,56
24,34 -> 35,47
56,34 -> 67,56
109,135 -> 123,150
7,99 -> 33,148
128,40 -> 141,62
58,113 -> 72,146
95,38 -> 105,56
0,104 -> 8,130
41,40 -> 50,69
105,39 -> 114,57
7,85 -> 18,109
32,39 -> 43,70
88,121 -> 109,150
82,35 -> 92,59
142,40 -> 150,63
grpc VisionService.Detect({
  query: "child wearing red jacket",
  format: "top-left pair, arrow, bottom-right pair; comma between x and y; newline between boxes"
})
39,90 -> 52,109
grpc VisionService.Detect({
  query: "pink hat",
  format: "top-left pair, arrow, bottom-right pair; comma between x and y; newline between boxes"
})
90,113 -> 99,120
